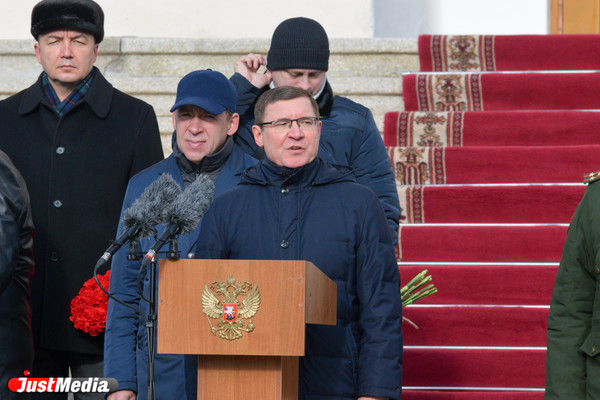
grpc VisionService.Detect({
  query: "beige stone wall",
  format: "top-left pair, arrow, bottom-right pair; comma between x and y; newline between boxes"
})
0,37 -> 418,154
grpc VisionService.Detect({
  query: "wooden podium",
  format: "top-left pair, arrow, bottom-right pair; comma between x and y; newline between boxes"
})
157,259 -> 337,400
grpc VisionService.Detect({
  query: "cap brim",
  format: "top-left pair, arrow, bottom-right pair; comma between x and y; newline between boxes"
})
170,97 -> 227,114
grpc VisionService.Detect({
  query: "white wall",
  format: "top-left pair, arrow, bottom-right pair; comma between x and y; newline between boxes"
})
374,0 -> 549,37
434,0 -> 549,35
0,0 -> 373,39
0,0 -> 549,40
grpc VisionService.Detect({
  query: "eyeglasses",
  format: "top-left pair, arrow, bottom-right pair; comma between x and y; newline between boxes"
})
258,117 -> 319,132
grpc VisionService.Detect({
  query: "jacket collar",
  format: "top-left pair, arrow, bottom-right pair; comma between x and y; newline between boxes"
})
173,134 -> 234,177
19,67 -> 113,118
163,142 -> 253,198
241,157 -> 355,187
215,143 -> 253,194
316,80 -> 334,118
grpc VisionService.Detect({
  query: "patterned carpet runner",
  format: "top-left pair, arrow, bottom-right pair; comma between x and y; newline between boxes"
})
384,110 -> 600,147
402,71 -> 600,111
418,34 -> 600,72
395,33 -> 600,399
388,145 -> 600,184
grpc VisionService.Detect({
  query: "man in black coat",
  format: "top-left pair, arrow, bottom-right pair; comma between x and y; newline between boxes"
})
0,150 -> 35,400
0,1 -> 164,397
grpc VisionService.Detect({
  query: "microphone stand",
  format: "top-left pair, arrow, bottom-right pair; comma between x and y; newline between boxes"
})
137,238 -> 180,400
92,240 -> 157,400
129,242 -> 157,400
146,253 -> 157,400
166,238 -> 181,260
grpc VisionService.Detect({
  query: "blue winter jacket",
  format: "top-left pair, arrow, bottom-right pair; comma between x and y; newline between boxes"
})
104,145 -> 256,400
231,73 -> 401,246
196,157 -> 403,400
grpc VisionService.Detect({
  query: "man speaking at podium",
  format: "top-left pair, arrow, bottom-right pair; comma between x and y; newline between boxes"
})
196,86 -> 403,400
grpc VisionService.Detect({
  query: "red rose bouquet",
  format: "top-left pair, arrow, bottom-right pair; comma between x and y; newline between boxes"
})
69,270 -> 111,337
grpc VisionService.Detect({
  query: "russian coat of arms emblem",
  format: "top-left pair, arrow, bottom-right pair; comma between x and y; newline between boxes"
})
201,274 -> 261,341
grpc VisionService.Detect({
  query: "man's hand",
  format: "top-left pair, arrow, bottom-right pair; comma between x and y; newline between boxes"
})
107,390 -> 136,400
234,53 -> 272,88
358,397 -> 388,400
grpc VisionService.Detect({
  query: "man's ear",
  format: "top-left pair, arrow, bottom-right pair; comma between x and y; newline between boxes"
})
252,125 -> 264,147
227,113 -> 240,136
34,43 -> 42,65
171,112 -> 177,130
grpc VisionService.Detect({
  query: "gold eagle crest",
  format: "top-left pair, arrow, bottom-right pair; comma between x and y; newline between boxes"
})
202,274 -> 261,341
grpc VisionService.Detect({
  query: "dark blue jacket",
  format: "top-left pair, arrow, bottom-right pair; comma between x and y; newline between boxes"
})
231,73 -> 401,246
196,157 -> 403,400
104,145 -> 256,400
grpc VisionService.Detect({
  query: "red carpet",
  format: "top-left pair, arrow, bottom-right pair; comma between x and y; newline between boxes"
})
402,306 -> 549,346
398,264 -> 557,305
402,71 -> 600,111
393,33 -> 597,398
400,261 -> 555,395
419,34 -> 600,71
402,391 -> 543,400
399,184 -> 584,223
403,348 -> 546,388
383,110 -> 600,147
388,145 -> 600,184
399,224 -> 567,262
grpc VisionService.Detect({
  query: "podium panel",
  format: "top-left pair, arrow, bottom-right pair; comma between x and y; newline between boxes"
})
157,259 -> 336,400
197,355 -> 298,400
157,259 -> 336,356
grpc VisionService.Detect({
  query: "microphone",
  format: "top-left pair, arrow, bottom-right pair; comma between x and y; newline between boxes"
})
140,174 -> 215,266
95,174 -> 182,270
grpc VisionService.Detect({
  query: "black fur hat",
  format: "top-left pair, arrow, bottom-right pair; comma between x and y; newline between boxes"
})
31,0 -> 104,43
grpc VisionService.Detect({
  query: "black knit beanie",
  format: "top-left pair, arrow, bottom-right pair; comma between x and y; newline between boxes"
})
267,17 -> 329,71
31,0 -> 104,43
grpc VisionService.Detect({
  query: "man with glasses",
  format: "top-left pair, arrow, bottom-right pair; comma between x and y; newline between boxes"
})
196,86 -> 403,400
232,17 -> 401,246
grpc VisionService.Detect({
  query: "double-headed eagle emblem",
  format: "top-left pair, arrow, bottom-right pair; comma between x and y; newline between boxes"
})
202,274 -> 261,341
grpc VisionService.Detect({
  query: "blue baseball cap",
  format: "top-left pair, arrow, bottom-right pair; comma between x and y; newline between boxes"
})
170,69 -> 236,114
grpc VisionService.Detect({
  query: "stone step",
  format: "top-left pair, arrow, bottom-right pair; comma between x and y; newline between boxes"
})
0,37 -> 417,149
116,75 -> 404,109
0,37 -> 417,77
114,45 -> 418,79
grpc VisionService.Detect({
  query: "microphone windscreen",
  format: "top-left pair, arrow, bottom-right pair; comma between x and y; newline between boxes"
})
164,174 -> 215,235
122,173 -> 182,238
